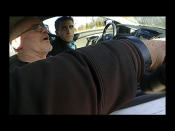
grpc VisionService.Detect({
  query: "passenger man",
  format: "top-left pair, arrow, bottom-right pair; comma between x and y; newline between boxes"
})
48,16 -> 76,56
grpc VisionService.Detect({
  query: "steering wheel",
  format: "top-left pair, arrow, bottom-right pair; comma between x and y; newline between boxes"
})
102,22 -> 117,41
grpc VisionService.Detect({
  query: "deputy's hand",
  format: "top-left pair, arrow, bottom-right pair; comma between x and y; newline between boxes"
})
142,38 -> 166,71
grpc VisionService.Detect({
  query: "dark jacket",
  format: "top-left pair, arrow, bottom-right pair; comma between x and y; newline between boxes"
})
10,54 -> 29,73
10,39 -> 145,115
48,37 -> 73,56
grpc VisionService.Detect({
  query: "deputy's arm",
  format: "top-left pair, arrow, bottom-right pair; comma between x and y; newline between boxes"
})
142,38 -> 166,71
10,39 -> 145,114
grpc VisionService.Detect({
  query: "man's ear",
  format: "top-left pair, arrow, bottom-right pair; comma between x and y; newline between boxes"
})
55,30 -> 58,36
11,36 -> 23,50
55,30 -> 61,37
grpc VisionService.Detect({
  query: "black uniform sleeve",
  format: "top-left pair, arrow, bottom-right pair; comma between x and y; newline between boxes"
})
117,36 -> 152,72
10,39 -> 145,114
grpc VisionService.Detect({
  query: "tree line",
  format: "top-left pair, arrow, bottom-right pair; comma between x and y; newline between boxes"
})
75,17 -> 105,32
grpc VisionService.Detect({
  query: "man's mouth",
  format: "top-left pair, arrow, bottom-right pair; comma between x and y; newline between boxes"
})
43,36 -> 49,41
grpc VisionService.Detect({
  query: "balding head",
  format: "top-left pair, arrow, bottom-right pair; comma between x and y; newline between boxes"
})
10,17 -> 41,42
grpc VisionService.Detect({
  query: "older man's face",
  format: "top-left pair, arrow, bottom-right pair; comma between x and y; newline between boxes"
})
57,19 -> 74,43
11,18 -> 52,54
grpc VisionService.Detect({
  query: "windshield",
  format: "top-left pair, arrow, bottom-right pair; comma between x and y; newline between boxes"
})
43,16 -> 166,35
9,16 -> 166,56
43,16 -> 105,34
105,16 -> 165,29
125,17 -> 165,29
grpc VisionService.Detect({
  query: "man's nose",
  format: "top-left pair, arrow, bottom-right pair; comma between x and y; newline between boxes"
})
66,28 -> 71,34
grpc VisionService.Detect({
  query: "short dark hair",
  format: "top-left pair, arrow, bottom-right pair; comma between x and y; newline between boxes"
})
55,16 -> 74,31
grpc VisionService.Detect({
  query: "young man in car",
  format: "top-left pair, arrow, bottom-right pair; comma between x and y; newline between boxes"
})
47,16 -> 76,56
9,17 -> 165,114
10,17 -> 52,72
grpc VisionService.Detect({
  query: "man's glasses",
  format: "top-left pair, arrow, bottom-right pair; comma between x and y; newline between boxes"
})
16,24 -> 49,38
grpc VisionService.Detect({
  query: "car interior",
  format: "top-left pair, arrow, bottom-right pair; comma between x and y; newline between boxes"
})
44,16 -> 166,113
10,16 -> 166,114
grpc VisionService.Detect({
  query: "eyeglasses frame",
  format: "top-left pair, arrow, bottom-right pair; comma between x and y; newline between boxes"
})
16,23 -> 49,38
